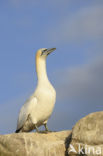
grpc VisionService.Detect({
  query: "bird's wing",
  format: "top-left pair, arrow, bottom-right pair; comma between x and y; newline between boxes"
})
16,96 -> 37,131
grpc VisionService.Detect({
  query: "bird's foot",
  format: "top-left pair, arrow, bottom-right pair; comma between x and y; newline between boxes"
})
45,130 -> 52,133
35,124 -> 56,133
37,130 -> 53,134
43,123 -> 52,133
37,130 -> 49,134
36,130 -> 56,134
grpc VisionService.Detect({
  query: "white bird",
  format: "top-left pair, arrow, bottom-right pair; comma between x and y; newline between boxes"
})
15,48 -> 56,133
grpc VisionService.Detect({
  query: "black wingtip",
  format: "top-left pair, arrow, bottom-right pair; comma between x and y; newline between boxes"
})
15,128 -> 21,133
15,130 -> 19,133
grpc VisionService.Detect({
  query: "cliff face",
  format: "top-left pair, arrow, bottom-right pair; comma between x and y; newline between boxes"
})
69,111 -> 103,156
0,111 -> 103,156
0,131 -> 71,156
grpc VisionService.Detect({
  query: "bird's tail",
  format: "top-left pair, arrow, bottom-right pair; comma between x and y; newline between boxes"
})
15,130 -> 20,133
15,128 -> 22,133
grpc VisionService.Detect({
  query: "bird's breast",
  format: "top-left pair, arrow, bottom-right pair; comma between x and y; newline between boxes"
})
36,82 -> 56,101
34,84 -> 56,122
38,85 -> 56,104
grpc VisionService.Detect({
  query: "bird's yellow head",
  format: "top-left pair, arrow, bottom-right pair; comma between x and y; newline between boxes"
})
36,48 -> 56,60
35,48 -> 56,77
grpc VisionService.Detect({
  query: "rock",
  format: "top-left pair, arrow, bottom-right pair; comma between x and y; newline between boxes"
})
1,112 -> 103,156
0,130 -> 71,156
68,111 -> 103,156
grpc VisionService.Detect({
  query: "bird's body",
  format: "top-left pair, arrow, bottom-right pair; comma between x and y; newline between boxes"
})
16,48 -> 56,133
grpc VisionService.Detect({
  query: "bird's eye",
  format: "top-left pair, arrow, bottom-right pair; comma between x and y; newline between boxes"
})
43,49 -> 47,52
41,49 -> 47,55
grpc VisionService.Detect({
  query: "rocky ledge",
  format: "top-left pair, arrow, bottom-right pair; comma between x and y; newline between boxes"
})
0,111 -> 103,156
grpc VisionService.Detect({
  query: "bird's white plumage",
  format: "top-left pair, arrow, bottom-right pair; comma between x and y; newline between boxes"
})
16,48 -> 56,132
17,97 -> 37,130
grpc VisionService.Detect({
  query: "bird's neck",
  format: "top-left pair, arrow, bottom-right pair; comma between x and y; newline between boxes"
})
36,58 -> 49,84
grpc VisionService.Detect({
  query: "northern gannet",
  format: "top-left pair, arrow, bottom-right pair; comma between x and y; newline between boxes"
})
15,48 -> 56,133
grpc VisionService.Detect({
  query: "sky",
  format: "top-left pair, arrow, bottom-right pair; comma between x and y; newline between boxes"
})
0,0 -> 103,134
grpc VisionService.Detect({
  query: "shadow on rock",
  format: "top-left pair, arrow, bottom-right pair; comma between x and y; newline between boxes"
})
65,133 -> 72,156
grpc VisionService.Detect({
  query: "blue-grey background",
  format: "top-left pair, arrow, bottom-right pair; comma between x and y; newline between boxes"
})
0,0 -> 103,134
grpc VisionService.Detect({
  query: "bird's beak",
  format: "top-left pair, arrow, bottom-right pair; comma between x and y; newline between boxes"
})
42,48 -> 56,56
46,48 -> 56,55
